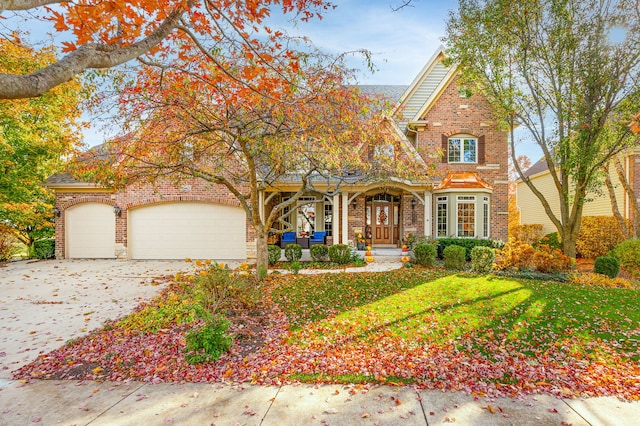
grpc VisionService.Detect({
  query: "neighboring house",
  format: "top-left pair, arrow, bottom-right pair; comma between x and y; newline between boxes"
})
516,149 -> 640,234
46,47 -> 509,260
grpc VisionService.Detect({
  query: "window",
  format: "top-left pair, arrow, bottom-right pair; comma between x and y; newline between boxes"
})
457,196 -> 475,237
324,203 -> 333,237
448,137 -> 477,163
436,196 -> 448,237
483,196 -> 490,238
297,197 -> 316,235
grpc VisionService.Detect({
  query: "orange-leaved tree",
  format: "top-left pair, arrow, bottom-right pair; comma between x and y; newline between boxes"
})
0,0 -> 335,98
73,36 -> 428,277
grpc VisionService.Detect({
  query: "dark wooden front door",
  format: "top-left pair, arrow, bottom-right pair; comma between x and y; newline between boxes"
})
374,203 -> 392,244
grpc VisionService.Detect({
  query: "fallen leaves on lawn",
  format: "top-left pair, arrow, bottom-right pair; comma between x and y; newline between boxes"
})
12,271 -> 640,401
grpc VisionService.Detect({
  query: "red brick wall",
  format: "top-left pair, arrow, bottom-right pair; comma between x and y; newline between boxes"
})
53,177 -> 245,259
416,75 -> 509,240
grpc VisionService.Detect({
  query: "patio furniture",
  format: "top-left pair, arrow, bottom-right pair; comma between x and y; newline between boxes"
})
296,236 -> 310,249
280,232 -> 296,248
309,231 -> 326,246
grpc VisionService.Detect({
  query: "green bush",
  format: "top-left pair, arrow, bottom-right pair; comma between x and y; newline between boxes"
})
436,238 -> 494,260
534,232 -> 562,251
443,244 -> 466,270
310,244 -> 328,262
611,239 -> 640,278
284,244 -> 302,262
594,256 -> 620,278
267,244 -> 281,265
184,315 -> 233,364
328,244 -> 351,264
471,246 -> 495,274
412,242 -> 436,267
33,239 -> 55,259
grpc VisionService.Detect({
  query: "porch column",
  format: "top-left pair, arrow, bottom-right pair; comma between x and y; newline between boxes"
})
424,191 -> 432,238
258,190 -> 265,222
332,194 -> 339,244
341,192 -> 349,244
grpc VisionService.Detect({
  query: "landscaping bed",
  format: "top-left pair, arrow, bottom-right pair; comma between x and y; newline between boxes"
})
13,268 -> 640,400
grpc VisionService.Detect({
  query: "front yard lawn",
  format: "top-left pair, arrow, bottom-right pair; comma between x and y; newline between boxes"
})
15,269 -> 640,399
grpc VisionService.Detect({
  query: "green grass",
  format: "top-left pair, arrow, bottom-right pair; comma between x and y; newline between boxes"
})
273,270 -> 640,361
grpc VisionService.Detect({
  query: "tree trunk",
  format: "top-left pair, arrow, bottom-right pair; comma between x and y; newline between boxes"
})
255,231 -> 269,281
603,163 -> 630,237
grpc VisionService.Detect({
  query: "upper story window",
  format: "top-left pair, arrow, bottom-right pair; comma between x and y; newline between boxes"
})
448,137 -> 477,163
442,134 -> 484,164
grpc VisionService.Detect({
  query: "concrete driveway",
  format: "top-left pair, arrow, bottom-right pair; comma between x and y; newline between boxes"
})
0,259 -> 204,379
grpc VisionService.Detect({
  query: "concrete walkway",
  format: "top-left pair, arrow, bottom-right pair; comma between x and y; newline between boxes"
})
1,259 -> 639,425
1,379 -> 638,425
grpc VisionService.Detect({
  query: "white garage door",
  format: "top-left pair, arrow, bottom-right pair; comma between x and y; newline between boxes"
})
66,203 -> 116,258
128,202 -> 246,260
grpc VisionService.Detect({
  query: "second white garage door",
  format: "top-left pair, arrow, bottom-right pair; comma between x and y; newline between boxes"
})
128,202 -> 246,260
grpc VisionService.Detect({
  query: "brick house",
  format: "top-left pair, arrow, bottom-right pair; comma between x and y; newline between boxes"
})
46,47 -> 509,260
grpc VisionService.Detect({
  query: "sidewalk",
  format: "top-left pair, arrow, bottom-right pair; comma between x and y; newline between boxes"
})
1,378 -> 639,425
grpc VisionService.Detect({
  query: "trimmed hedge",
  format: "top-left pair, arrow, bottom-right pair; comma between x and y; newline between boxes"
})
284,244 -> 302,262
413,242 -> 437,267
310,244 -> 329,262
267,244 -> 281,265
328,244 -> 351,264
594,256 -> 620,278
471,246 -> 494,274
436,238 -> 495,261
443,245 -> 466,270
33,239 -> 55,259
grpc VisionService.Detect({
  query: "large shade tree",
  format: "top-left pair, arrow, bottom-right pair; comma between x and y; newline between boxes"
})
73,25 -> 428,277
445,0 -> 640,257
0,34 -> 87,253
0,0 -> 334,99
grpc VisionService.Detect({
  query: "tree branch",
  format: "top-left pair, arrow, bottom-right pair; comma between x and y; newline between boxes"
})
0,8 -> 185,99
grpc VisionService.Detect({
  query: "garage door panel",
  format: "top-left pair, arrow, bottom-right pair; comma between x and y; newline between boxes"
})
66,203 -> 116,258
129,203 -> 246,260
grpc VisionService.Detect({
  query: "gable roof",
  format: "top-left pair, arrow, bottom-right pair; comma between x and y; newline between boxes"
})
521,158 -> 549,179
393,46 -> 457,133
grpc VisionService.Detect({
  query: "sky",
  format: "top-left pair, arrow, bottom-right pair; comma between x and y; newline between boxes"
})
4,0 -> 541,160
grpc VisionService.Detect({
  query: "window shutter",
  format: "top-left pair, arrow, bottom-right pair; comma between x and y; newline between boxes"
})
478,135 -> 485,164
441,134 -> 448,163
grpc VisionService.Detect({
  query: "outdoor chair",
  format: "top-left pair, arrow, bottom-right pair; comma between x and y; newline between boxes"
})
280,232 -> 296,248
309,231 -> 326,246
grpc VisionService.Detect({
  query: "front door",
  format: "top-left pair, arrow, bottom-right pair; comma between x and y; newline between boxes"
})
374,203 -> 392,244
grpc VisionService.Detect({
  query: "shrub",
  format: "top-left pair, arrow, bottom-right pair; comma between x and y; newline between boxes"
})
610,239 -> 640,278
184,315 -> 233,364
576,216 -> 628,259
413,242 -> 436,267
510,224 -> 545,244
267,244 -> 281,265
328,244 -> 351,264
284,244 -> 302,262
287,260 -> 302,274
33,239 -> 55,259
443,245 -> 466,270
569,272 -> 632,289
310,244 -> 329,262
0,226 -> 18,261
436,238 -> 494,260
471,246 -> 495,274
593,256 -> 620,278
532,244 -> 573,273
534,232 -> 562,250
494,238 -> 535,271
